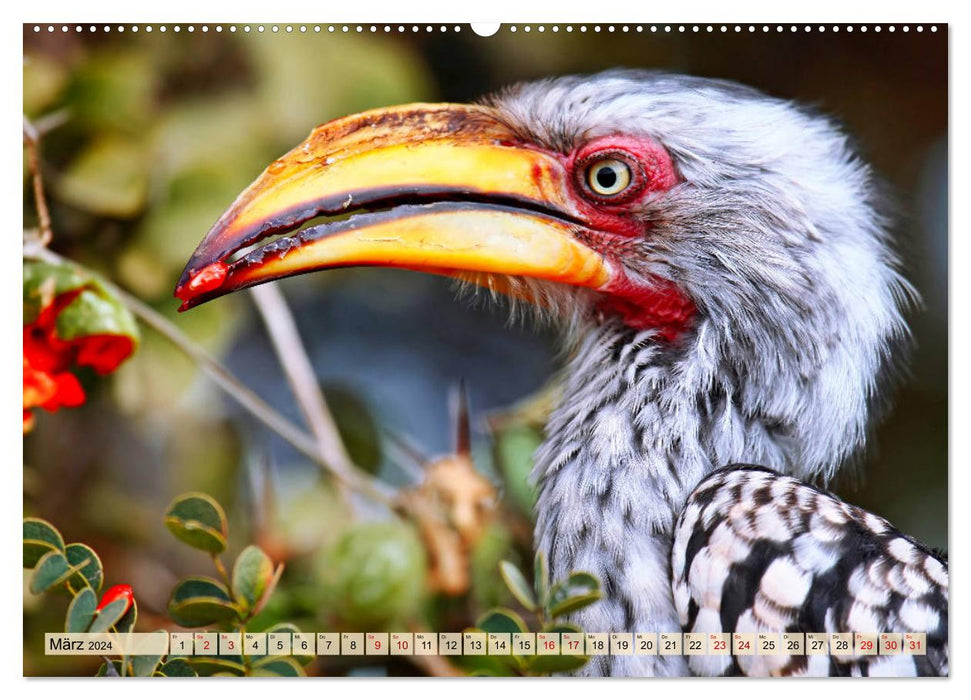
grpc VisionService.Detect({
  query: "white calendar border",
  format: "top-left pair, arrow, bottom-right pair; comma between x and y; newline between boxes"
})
7,0 -> 964,697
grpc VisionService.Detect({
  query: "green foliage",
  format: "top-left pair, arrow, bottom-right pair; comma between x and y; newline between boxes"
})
23,490 -> 305,677
163,491 -> 310,676
491,425 -> 542,515
167,576 -> 240,628
30,550 -> 76,594
65,587 -> 97,633
88,596 -> 134,634
64,543 -> 103,593
232,544 -> 277,613
23,262 -> 139,349
499,560 -> 537,612
317,521 -> 427,628
462,552 -> 602,676
154,658 -> 197,677
23,517 -> 65,568
164,492 -> 228,554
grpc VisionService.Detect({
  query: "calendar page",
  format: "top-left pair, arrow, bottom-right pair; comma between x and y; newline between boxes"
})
21,15 -> 948,681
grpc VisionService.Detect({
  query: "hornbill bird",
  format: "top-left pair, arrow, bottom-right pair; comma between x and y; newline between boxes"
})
175,70 -> 948,676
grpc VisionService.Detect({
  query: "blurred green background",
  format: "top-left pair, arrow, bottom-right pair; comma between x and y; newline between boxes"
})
23,24 -> 947,675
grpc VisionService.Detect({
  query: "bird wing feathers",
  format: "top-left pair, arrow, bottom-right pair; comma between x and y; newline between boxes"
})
671,465 -> 948,676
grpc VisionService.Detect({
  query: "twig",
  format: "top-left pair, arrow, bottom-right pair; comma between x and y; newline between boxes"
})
22,243 -> 396,508
249,283 -> 360,501
23,115 -> 53,246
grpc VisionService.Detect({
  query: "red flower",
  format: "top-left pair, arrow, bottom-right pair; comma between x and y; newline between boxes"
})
96,584 -> 134,614
23,288 -> 134,432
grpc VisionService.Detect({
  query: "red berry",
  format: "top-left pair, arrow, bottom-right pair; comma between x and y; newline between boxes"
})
96,584 -> 134,614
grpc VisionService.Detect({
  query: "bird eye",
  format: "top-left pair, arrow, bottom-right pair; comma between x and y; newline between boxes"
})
586,158 -> 632,196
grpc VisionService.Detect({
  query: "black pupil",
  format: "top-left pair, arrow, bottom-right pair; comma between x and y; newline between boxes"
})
596,165 -> 618,189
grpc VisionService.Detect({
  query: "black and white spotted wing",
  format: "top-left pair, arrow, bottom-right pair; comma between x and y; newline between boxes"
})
670,465 -> 948,677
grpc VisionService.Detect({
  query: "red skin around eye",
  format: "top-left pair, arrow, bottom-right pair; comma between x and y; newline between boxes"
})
563,134 -> 679,238
563,136 -> 695,338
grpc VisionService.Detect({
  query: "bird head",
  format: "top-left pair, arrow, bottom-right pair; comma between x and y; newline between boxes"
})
176,70 -> 912,479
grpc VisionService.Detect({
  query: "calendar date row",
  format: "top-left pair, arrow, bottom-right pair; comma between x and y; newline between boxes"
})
48,631 -> 928,657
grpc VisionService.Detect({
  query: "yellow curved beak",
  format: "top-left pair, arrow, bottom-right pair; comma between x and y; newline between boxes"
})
175,103 -> 612,310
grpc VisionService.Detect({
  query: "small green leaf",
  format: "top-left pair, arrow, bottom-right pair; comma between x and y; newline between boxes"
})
23,517 -> 64,568
129,648 -> 164,677
548,592 -> 603,619
96,659 -> 123,676
476,608 -> 528,635
114,596 -> 138,634
29,550 -> 73,594
548,572 -> 603,618
231,545 -> 274,612
65,587 -> 98,633
55,288 -> 139,350
23,262 -> 89,324
534,551 -> 550,609
155,658 -> 198,677
88,596 -> 129,633
167,576 -> 240,628
526,653 -> 589,674
64,543 -> 104,593
251,657 -> 305,677
187,657 -> 246,676
499,561 -> 537,612
164,493 -> 228,554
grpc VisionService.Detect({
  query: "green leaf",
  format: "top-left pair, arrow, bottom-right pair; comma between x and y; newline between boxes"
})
167,576 -> 240,628
23,517 -> 65,568
155,658 -> 198,677
231,545 -> 274,612
64,543 -> 104,593
548,572 -> 602,618
56,134 -> 150,218
114,596 -> 138,634
65,587 -> 98,633
55,289 -> 139,350
250,657 -> 306,677
129,648 -> 164,677
29,550 -> 73,594
534,552 -> 550,609
164,493 -> 228,554
499,560 -> 537,612
526,653 -> 589,675
187,657 -> 246,677
88,596 -> 129,633
492,425 -> 542,515
475,608 -> 528,635
548,592 -> 603,619
96,659 -> 123,676
23,261 -> 91,324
